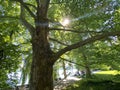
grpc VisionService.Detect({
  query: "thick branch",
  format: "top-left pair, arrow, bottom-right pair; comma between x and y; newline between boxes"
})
49,38 -> 69,46
24,3 -> 37,9
20,3 -> 35,37
20,18 -> 35,36
54,31 -> 120,61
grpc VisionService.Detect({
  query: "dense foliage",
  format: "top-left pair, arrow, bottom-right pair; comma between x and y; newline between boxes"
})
0,25 -> 21,88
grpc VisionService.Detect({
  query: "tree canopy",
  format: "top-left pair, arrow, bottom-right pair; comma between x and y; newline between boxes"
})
0,0 -> 120,90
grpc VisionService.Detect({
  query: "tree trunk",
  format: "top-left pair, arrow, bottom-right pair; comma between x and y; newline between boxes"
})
29,17 -> 54,90
29,38 -> 54,90
85,66 -> 91,78
82,52 -> 91,78
62,61 -> 67,78
30,59 -> 53,90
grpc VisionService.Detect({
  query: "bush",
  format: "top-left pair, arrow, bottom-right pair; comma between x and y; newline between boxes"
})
66,73 -> 120,90
113,74 -> 120,83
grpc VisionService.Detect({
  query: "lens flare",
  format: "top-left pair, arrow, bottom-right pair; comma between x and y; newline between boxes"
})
62,19 -> 70,26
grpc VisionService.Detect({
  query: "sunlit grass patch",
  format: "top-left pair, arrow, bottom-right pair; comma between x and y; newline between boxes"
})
95,70 -> 119,75
66,70 -> 120,90
93,70 -> 120,81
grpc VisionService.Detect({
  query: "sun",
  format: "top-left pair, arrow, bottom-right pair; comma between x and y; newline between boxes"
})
61,18 -> 70,26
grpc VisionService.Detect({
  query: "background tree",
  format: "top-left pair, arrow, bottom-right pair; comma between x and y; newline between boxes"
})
0,12 -> 21,89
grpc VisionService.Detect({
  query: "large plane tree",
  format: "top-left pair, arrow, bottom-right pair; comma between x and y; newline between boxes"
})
1,0 -> 120,90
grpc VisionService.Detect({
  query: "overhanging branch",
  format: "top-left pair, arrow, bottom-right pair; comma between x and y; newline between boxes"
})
60,57 -> 85,67
50,38 -> 69,46
50,28 -> 104,34
54,31 -> 120,61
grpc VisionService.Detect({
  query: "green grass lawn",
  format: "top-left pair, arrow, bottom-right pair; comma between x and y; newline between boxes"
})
66,70 -> 120,90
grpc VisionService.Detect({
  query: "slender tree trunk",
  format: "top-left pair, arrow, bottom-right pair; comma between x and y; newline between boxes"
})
62,61 -> 67,78
85,65 -> 91,78
82,52 -> 91,78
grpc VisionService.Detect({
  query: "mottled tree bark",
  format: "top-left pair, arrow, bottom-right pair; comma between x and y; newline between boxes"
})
28,0 -> 54,89
29,14 -> 54,89
29,34 -> 54,90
